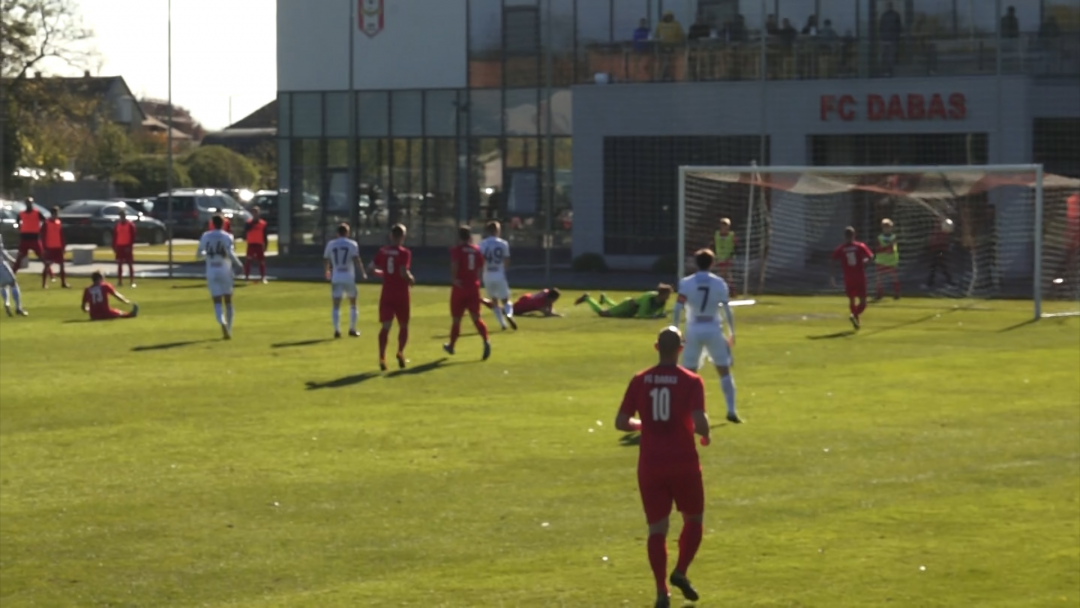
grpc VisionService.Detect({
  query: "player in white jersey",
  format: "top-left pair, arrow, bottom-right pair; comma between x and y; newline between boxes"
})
672,248 -> 742,424
478,221 -> 516,330
323,223 -> 367,338
0,235 -> 28,317
197,215 -> 244,339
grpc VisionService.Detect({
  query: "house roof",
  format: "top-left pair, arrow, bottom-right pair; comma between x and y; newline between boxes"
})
11,74 -> 148,122
142,116 -> 193,140
228,99 -> 277,130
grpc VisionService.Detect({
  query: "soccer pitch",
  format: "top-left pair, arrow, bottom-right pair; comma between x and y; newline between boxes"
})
0,281 -> 1077,607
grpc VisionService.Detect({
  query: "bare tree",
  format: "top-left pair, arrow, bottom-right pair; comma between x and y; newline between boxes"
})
1,0 -> 95,83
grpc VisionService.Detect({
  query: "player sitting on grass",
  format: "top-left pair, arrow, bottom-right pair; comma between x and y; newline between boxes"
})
673,248 -> 742,424
575,285 -> 672,318
492,288 -> 561,317
830,226 -> 875,330
0,235 -> 28,316
81,271 -> 138,321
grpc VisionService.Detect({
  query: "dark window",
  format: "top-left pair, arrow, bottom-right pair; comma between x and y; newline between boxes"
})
809,133 -> 989,166
1034,118 -> 1080,178
603,136 -> 766,255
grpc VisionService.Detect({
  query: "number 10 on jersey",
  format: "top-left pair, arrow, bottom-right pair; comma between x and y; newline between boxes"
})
650,387 -> 671,421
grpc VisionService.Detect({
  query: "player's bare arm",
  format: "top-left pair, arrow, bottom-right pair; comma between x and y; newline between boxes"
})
353,255 -> 368,281
450,259 -> 461,288
615,411 -> 642,433
323,258 -> 333,280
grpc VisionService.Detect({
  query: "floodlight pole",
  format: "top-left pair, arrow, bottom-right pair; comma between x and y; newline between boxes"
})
166,0 -> 174,278
543,0 -> 554,283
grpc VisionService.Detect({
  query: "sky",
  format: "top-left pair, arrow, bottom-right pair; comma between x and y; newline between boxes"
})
48,0 -> 278,131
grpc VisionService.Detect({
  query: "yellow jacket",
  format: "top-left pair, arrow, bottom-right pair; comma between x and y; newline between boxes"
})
655,19 -> 685,44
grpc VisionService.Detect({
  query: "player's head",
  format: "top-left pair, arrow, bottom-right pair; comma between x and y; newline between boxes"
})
211,214 -> 224,230
719,217 -> 731,233
337,223 -> 350,237
390,223 -> 407,245
654,326 -> 683,363
844,226 -> 856,242
485,221 -> 501,237
881,218 -> 893,233
51,206 -> 60,218
24,197 -> 34,211
656,283 -> 673,303
457,225 -> 472,244
119,208 -> 127,220
251,206 -> 260,218
545,287 -> 561,302
694,248 -> 715,271
91,271 -> 103,284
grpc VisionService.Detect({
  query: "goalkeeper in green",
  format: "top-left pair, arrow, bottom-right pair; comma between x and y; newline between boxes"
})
573,284 -> 673,318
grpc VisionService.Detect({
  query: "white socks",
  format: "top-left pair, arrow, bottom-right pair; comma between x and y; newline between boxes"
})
332,305 -> 341,333
503,302 -> 513,318
225,304 -> 234,331
349,305 -> 358,332
721,374 -> 737,416
12,285 -> 21,311
214,302 -> 224,325
493,306 -> 506,329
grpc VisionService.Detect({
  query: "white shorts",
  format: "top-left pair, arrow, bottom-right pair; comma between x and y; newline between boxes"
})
207,271 -> 234,298
0,264 -> 15,286
682,325 -> 731,369
484,275 -> 510,301
331,281 -> 358,300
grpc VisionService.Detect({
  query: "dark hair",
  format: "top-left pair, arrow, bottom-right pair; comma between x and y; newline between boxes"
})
694,248 -> 715,270
91,271 -> 103,282
485,221 -> 500,235
51,206 -> 60,215
337,223 -> 349,237
211,215 -> 224,229
390,223 -> 406,239
656,328 -> 682,354
457,226 -> 472,243
546,287 -> 561,301
844,226 -> 856,240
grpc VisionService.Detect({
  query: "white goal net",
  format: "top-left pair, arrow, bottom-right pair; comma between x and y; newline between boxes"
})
678,165 -> 1080,319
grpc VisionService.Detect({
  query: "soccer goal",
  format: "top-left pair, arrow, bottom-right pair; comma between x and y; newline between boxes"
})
677,164 -> 1080,320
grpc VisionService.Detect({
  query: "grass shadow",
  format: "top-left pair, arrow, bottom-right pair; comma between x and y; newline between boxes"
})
170,284 -> 206,290
272,339 -> 334,349
385,358 -> 451,379
619,432 -> 640,447
304,372 -> 381,390
132,340 -> 213,352
862,306 -> 969,337
807,330 -> 856,340
999,318 -> 1038,332
61,319 -> 93,324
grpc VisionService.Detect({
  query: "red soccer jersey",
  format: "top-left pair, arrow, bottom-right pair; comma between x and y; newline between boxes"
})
515,291 -> 550,315
373,245 -> 412,299
114,221 -> 136,247
450,244 -> 482,289
83,282 -> 117,318
619,365 -> 706,469
831,241 -> 875,283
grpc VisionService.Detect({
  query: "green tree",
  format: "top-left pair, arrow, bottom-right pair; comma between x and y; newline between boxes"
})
80,121 -> 136,181
182,145 -> 260,189
121,155 -> 192,197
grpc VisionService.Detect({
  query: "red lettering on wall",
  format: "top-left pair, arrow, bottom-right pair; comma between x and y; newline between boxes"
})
927,94 -> 947,119
820,95 -> 836,121
907,94 -> 927,120
838,94 -> 856,121
886,94 -> 906,120
867,94 -> 886,121
948,93 -> 966,119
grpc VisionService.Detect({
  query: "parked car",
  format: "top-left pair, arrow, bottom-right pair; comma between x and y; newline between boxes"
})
58,201 -> 167,246
247,190 -> 279,232
113,197 -> 155,216
0,200 -> 54,245
151,189 -> 251,239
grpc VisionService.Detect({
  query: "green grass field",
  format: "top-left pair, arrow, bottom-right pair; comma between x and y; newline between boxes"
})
1,281 -> 1077,607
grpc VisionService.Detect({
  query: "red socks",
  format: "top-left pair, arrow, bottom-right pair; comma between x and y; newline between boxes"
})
378,328 -> 390,359
474,318 -> 489,341
397,327 -> 408,355
449,323 -> 461,348
243,259 -> 251,279
647,533 -> 668,595
675,521 -> 703,574
259,260 -> 266,279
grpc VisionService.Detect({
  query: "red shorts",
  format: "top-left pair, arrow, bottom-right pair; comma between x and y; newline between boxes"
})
114,245 -> 134,264
638,464 -> 704,524
379,296 -> 410,324
45,248 -> 65,264
17,238 -> 43,258
844,278 -> 867,299
247,243 -> 266,261
90,308 -> 124,321
450,287 -> 481,318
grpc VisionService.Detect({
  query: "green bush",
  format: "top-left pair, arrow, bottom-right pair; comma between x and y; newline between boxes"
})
183,145 -> 260,189
120,156 -> 192,197
571,253 -> 608,273
651,253 -> 678,275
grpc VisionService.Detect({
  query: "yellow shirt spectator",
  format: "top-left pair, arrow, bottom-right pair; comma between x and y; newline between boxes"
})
655,11 -> 685,44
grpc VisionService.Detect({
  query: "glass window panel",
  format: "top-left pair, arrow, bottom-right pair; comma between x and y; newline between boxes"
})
357,139 -> 387,243
956,0 -> 996,34
473,138 -> 503,222
542,88 -> 572,136
505,137 -> 539,168
290,139 -> 321,246
327,139 -> 348,168
577,0 -> 611,43
423,138 -> 458,247
505,88 -> 538,136
425,90 -> 459,137
389,139 -> 423,231
277,93 -> 291,137
544,0 -> 577,86
613,0 -> 648,41
391,90 -> 423,137
777,0 -> 818,32
1004,0 -> 1041,36
658,0 -> 694,32
292,92 -> 321,137
325,92 -> 350,137
358,92 -> 389,137
909,0 -> 953,36
470,0 -> 503,86
1045,1 -> 1080,33
469,89 -> 502,136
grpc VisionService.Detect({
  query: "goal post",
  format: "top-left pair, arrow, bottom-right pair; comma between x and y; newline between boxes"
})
677,164 -> 1080,320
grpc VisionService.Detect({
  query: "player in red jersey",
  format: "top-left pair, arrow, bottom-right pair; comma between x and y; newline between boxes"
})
443,226 -> 491,360
113,209 -> 138,287
244,206 -> 269,283
616,326 -> 710,608
81,271 -> 138,320
41,206 -> 69,288
830,226 -> 876,330
370,224 -> 415,371
501,287 -> 562,317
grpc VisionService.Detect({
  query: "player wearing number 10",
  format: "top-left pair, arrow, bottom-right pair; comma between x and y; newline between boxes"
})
444,226 -> 491,360
673,249 -> 742,424
197,215 -> 244,339
616,327 -> 710,608
830,226 -> 876,330
323,223 -> 367,339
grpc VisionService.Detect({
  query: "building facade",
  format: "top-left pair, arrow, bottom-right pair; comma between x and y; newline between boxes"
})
276,0 -> 1079,267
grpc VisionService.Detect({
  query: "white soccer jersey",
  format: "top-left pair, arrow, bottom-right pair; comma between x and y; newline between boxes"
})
198,230 -> 240,274
677,272 -> 731,326
324,237 -> 361,283
0,235 -> 15,285
479,236 -> 510,278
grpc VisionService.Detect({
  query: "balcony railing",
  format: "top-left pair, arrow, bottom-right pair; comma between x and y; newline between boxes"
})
580,31 -> 1080,84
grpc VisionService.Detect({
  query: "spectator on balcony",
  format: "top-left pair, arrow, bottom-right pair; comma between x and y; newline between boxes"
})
779,18 -> 797,48
655,11 -> 685,44
766,14 -> 779,36
801,15 -> 819,36
727,13 -> 747,43
1001,6 -> 1019,39
633,18 -> 651,51
820,19 -> 838,40
912,14 -> 939,75
879,1 -> 902,76
1039,15 -> 1060,40
688,14 -> 712,41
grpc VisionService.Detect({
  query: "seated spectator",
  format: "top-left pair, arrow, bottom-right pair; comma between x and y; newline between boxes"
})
802,15 -> 819,36
819,18 -> 838,39
779,18 -> 797,47
655,10 -> 685,44
633,18 -> 651,51
1001,6 -> 1019,39
688,14 -> 712,41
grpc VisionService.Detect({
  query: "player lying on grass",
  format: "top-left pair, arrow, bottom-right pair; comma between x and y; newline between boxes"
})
830,226 -> 875,330
485,288 -> 562,317
575,285 -> 672,318
0,235 -> 28,316
323,223 -> 367,339
615,326 -> 710,608
81,271 -> 138,320
673,248 -> 742,424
